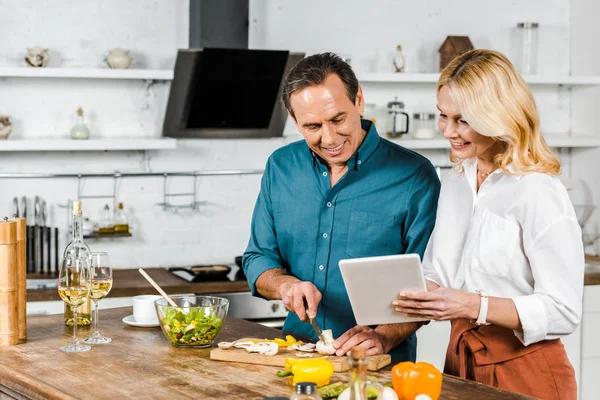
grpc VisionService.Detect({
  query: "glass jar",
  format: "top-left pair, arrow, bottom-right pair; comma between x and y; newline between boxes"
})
386,97 -> 409,138
289,382 -> 322,400
515,22 -> 539,75
412,113 -> 437,139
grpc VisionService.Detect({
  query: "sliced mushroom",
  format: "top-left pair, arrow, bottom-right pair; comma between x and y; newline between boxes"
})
245,341 -> 279,356
257,342 -> 279,356
288,343 -> 316,352
217,341 -> 234,349
295,352 -> 314,358
234,341 -> 257,350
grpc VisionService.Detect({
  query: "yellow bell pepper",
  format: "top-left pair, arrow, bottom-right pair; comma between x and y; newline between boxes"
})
392,361 -> 442,400
276,357 -> 334,387
264,335 -> 304,347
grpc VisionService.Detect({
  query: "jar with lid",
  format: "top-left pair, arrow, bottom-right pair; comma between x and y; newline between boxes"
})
386,97 -> 409,138
515,22 -> 539,75
412,113 -> 437,139
289,382 -> 322,400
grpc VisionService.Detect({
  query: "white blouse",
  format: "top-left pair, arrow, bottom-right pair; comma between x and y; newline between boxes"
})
423,158 -> 584,346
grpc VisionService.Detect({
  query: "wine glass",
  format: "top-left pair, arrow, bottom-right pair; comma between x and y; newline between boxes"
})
84,252 -> 113,344
57,255 -> 91,353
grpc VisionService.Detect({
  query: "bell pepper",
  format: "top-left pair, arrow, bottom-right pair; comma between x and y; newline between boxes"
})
276,357 -> 334,387
265,335 -> 304,347
392,361 -> 442,400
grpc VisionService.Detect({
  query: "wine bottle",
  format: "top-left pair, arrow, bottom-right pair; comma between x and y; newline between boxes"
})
63,201 -> 92,327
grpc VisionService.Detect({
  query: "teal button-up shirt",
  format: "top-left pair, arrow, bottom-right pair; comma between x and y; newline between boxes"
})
243,120 -> 440,361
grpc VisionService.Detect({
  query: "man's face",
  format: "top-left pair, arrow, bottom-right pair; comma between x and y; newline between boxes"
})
289,74 -> 365,168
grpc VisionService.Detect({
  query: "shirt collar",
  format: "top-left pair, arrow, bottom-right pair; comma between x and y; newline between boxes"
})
463,158 -> 523,180
309,119 -> 381,171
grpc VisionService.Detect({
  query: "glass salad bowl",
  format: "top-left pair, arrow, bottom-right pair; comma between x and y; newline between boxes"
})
155,295 -> 229,348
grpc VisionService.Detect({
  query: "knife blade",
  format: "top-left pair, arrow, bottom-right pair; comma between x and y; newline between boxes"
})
12,197 -> 19,218
309,317 -> 325,343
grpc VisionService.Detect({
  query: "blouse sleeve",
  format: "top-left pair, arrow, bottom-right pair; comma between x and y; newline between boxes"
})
512,216 -> 584,345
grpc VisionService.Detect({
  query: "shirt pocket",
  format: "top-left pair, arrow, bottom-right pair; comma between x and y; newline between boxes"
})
472,209 -> 520,278
346,210 -> 401,258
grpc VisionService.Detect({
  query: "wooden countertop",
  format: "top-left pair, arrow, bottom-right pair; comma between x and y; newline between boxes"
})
0,308 -> 532,400
26,268 -> 250,302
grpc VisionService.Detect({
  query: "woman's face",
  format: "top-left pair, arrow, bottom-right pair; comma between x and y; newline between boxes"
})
437,86 -> 497,161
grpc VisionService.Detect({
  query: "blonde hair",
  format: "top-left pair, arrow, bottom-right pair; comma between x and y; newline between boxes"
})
437,49 -> 561,176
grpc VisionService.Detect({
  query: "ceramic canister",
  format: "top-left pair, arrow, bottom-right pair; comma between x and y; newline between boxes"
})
0,219 -> 18,346
8,218 -> 26,342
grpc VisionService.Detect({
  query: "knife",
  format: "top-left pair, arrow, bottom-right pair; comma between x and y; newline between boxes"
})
309,316 -> 325,343
12,197 -> 19,218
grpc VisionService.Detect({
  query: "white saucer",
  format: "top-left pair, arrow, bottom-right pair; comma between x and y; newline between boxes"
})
122,315 -> 160,328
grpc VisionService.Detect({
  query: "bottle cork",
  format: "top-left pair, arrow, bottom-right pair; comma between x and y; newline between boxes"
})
8,217 -> 27,342
350,346 -> 366,360
73,201 -> 82,215
0,218 -> 19,346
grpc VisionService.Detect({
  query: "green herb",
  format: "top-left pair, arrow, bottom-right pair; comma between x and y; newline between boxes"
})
161,307 -> 223,346
318,382 -> 347,399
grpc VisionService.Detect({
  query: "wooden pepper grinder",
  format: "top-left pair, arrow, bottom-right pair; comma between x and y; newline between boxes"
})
8,217 -> 27,342
0,217 -> 19,346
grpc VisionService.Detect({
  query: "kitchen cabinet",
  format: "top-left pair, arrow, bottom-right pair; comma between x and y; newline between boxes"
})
580,284 -> 600,400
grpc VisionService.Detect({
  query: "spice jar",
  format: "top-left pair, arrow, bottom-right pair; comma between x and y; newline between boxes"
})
386,97 -> 409,138
412,113 -> 437,139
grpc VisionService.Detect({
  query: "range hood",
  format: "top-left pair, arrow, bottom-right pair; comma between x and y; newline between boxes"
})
162,0 -> 304,139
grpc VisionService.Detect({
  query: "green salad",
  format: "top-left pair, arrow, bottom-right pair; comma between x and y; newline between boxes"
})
161,307 -> 223,346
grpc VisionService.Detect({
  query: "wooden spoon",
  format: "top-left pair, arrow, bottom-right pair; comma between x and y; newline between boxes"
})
138,268 -> 179,308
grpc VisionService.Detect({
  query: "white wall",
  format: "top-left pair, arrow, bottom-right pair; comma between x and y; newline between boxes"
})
1,0 -> 596,269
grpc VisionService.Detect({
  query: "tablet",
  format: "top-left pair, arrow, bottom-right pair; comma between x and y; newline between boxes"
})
339,254 -> 429,325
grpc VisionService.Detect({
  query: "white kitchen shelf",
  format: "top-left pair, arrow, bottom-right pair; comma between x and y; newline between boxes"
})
0,67 -> 173,80
0,138 -> 177,151
358,73 -> 600,86
391,134 -> 600,149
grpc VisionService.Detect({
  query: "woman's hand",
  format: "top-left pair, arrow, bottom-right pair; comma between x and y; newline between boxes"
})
392,286 -> 480,321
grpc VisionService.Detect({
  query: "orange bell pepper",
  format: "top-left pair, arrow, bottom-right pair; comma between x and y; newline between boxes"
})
392,361 -> 442,400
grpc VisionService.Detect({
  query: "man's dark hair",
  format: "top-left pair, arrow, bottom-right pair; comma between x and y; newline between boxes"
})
281,52 -> 359,120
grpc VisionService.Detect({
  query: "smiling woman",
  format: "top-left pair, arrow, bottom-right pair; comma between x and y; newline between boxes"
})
436,49 -> 561,181
393,49 -> 583,400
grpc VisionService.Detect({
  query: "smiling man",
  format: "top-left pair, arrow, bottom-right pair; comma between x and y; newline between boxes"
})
242,52 -> 441,362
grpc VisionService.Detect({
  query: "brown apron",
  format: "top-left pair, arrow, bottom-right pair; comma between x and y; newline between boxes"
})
445,319 -> 577,400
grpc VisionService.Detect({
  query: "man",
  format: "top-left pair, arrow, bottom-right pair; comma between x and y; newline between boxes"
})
243,52 -> 440,361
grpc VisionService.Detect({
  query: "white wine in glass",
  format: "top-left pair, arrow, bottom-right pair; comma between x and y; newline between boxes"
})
84,252 -> 113,345
58,256 -> 91,353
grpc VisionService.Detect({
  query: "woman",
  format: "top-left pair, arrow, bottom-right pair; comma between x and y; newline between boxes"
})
393,49 -> 584,399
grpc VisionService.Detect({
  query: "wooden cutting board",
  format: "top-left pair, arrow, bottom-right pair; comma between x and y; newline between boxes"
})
209,338 -> 391,372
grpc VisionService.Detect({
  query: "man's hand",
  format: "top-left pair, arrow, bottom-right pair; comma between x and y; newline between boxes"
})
279,280 -> 322,322
332,326 -> 387,357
